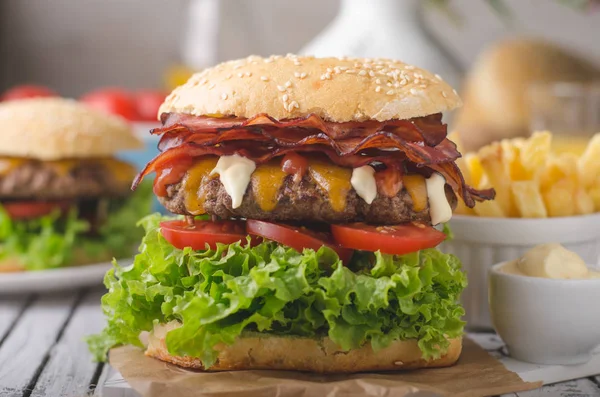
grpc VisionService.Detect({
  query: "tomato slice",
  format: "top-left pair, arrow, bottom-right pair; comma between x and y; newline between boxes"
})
331,223 -> 446,255
2,201 -> 71,220
246,220 -> 353,263
160,219 -> 255,251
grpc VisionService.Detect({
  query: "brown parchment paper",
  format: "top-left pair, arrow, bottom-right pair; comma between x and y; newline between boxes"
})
109,338 -> 541,397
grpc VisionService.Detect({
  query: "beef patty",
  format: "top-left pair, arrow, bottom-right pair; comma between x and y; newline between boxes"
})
161,173 -> 457,225
0,158 -> 135,199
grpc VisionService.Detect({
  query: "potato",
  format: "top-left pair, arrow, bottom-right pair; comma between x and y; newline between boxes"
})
501,140 -> 531,181
579,133 -> 600,188
465,154 -> 484,188
511,181 -> 547,218
575,188 -> 594,215
588,177 -> 600,212
473,199 -> 506,217
542,178 -> 576,217
479,144 -> 516,216
520,131 -> 551,173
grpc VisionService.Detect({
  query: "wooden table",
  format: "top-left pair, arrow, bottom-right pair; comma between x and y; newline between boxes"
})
1,288 -> 599,397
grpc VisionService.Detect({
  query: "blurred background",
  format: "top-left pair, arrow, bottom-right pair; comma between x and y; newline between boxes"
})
1,0 -> 599,153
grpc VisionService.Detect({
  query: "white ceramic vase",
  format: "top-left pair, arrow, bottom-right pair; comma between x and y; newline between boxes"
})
299,0 -> 462,88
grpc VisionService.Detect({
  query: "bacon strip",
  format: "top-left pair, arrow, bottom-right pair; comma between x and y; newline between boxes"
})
156,112 -> 447,146
135,113 -> 495,207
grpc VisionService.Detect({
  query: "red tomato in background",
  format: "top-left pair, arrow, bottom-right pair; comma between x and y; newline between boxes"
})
1,85 -> 57,101
80,88 -> 139,121
2,201 -> 72,220
134,90 -> 167,121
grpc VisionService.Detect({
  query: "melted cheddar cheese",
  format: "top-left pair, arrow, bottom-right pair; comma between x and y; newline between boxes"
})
0,157 -> 135,181
97,158 -> 137,183
0,158 -> 26,176
403,174 -> 428,212
308,160 -> 352,212
183,157 -> 219,214
251,161 -> 287,211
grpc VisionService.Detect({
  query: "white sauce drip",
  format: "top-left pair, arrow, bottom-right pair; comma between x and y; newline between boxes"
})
426,172 -> 452,225
351,165 -> 377,205
210,154 -> 256,209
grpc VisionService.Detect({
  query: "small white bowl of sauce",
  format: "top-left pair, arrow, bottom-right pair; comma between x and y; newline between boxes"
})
488,244 -> 600,365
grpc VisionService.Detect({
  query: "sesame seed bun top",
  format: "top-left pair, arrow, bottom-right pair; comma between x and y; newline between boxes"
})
0,98 -> 142,160
159,54 -> 462,123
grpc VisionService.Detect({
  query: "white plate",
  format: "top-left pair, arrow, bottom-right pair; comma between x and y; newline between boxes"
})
0,261 -> 125,294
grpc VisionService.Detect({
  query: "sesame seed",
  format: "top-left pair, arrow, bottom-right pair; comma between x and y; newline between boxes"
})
294,72 -> 301,78
338,66 -> 348,71
261,76 -> 269,81
225,74 -> 232,80
358,70 -> 367,76
394,361 -> 404,366
265,58 -> 273,63
277,85 -> 286,92
386,89 -> 395,95
375,79 -> 381,84
238,72 -> 244,78
345,70 -> 356,74
300,72 -> 307,79
453,89 -> 458,95
208,83 -> 215,90
326,68 -> 333,73
400,79 -> 407,85
245,72 -> 252,77
442,91 -> 448,98
282,94 -> 289,101
285,81 -> 292,88
386,82 -> 392,87
199,78 -> 208,85
435,74 -> 443,80
368,70 -> 376,77
233,65 -> 242,70
405,65 -> 415,70
290,100 -> 299,109
413,79 -> 420,84
375,86 -> 381,92
394,82 -> 400,88
420,84 -> 427,88
410,88 -> 418,95
320,73 -> 331,80
221,93 -> 228,100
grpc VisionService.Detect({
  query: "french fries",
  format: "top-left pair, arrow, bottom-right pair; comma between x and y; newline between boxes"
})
455,131 -> 600,218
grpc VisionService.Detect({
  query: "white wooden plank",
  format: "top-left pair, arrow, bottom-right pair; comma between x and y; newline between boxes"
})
513,378 -> 600,397
0,291 -> 79,396
30,288 -> 106,397
0,294 -> 31,341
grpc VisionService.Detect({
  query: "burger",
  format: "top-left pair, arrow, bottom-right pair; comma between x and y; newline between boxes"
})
0,98 -> 151,272
90,55 -> 494,373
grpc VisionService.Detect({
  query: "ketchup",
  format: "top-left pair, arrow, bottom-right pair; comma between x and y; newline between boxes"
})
375,164 -> 403,198
281,152 -> 308,183
153,158 -> 194,197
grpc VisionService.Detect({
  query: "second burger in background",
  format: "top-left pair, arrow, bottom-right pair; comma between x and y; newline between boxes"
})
0,98 -> 152,272
91,55 -> 494,373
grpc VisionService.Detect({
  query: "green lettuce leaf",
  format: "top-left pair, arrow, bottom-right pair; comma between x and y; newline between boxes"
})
89,214 -> 467,367
0,182 -> 152,271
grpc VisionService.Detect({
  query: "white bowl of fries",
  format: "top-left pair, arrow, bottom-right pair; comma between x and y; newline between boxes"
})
443,132 -> 600,329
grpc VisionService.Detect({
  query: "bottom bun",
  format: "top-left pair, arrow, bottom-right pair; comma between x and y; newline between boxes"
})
145,322 -> 462,373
